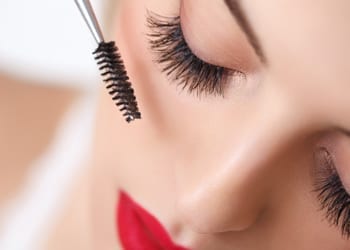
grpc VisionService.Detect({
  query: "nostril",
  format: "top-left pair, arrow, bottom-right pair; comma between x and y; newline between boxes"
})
176,191 -> 261,234
177,195 -> 220,234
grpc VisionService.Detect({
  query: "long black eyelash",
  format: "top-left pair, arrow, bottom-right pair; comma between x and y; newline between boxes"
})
147,12 -> 243,97
313,147 -> 350,238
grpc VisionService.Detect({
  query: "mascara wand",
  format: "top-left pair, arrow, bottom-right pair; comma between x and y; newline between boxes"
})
74,0 -> 141,122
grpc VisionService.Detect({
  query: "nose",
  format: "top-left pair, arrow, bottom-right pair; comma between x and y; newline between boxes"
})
175,86 -> 314,233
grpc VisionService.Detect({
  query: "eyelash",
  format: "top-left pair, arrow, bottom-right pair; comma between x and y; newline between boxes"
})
147,12 -> 244,97
314,147 -> 350,238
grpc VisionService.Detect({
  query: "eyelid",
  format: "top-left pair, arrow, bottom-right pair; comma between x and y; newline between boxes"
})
324,132 -> 350,191
223,0 -> 266,63
180,0 -> 262,73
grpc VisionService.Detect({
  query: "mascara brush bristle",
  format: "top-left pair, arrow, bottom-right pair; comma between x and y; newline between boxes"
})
93,41 -> 141,123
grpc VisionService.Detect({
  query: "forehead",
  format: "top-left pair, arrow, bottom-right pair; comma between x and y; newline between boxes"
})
242,0 -> 350,123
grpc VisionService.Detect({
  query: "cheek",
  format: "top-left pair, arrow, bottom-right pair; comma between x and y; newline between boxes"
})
115,0 -> 280,178
116,0 -> 240,146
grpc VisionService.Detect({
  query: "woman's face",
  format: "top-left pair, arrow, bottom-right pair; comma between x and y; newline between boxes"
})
93,0 -> 350,249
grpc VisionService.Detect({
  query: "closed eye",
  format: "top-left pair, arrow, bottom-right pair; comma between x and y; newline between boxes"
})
147,11 -> 245,98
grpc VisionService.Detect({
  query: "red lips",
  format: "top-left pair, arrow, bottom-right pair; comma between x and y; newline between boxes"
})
117,191 -> 188,250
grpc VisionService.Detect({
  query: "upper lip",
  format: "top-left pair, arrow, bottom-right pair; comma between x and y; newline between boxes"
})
117,190 -> 188,250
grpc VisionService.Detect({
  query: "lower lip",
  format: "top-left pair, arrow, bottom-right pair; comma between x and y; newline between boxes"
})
117,191 -> 188,250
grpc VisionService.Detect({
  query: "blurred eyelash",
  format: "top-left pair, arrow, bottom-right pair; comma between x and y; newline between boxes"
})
146,12 -> 244,97
313,147 -> 350,238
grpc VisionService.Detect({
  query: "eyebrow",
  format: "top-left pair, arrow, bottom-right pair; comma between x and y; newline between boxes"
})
224,0 -> 266,62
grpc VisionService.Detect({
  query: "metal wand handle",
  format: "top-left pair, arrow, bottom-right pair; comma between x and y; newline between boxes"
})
74,0 -> 104,44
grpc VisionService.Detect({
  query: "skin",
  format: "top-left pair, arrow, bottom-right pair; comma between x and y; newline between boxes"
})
90,0 -> 350,249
